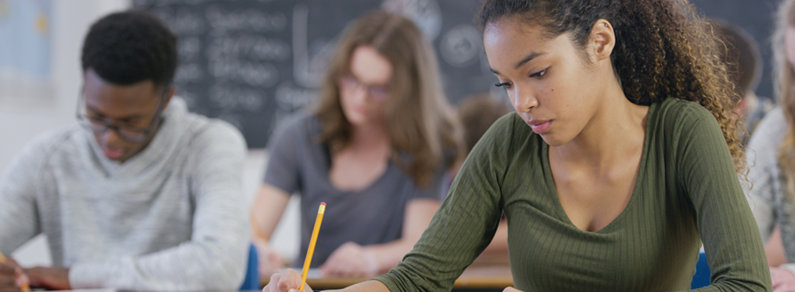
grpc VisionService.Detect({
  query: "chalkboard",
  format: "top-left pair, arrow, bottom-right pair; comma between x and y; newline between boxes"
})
132,0 -> 496,148
132,0 -> 780,148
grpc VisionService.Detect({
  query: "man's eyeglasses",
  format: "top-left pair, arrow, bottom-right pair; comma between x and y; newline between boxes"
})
338,75 -> 389,100
75,87 -> 169,143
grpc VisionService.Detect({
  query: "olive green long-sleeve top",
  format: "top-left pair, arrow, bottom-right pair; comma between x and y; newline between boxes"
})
375,98 -> 771,291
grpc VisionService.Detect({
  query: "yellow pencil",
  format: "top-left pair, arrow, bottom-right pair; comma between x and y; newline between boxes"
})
299,202 -> 325,291
0,251 -> 30,292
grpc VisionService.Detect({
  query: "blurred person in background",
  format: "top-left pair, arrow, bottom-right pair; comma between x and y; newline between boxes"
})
746,0 -> 795,291
249,10 -> 464,279
0,10 -> 249,291
713,20 -> 772,144
450,93 -> 511,262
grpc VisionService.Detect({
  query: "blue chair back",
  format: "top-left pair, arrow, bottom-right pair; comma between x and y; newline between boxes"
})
691,252 -> 710,289
240,244 -> 260,290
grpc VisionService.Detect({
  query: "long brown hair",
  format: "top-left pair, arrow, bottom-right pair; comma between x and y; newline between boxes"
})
314,10 -> 463,187
476,0 -> 746,176
774,0 -> 795,199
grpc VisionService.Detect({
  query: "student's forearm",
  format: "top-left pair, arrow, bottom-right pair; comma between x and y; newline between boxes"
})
364,199 -> 440,272
365,239 -> 417,273
0,140 -> 47,254
767,226 -> 787,267
269,274 -> 390,292
250,212 -> 271,244
250,184 -> 291,242
69,239 -> 247,290
328,280 -> 390,292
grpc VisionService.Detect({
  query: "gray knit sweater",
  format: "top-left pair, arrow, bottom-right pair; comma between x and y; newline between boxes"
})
0,98 -> 250,290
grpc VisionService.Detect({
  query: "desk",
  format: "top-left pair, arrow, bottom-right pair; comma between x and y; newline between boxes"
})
261,264 -> 513,291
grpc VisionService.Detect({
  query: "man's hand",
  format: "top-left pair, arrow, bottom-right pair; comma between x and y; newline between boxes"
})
25,267 -> 70,290
0,257 -> 29,292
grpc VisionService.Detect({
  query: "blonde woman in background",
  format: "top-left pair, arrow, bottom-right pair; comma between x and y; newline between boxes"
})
249,10 -> 463,279
748,0 -> 795,291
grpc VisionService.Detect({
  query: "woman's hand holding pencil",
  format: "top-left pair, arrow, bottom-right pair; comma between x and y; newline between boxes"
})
262,202 -> 325,292
262,268 -> 314,292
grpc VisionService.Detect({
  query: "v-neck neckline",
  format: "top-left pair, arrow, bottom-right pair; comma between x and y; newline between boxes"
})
540,102 -> 656,234
320,144 -> 395,194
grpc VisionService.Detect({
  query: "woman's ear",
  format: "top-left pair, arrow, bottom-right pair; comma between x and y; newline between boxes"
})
588,19 -> 616,63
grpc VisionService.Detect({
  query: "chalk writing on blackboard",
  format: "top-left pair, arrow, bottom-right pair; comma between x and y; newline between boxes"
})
135,0 -> 499,148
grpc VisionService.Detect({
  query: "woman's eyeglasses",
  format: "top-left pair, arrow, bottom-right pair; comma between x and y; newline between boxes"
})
338,75 -> 389,100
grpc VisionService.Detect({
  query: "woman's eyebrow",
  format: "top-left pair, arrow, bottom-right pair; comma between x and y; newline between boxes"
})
490,51 -> 547,75
514,52 -> 546,69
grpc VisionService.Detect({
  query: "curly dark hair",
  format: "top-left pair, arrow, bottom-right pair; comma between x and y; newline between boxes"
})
81,10 -> 177,88
476,0 -> 746,175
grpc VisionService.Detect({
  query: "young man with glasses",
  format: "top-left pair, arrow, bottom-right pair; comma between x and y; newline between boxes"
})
0,10 -> 248,291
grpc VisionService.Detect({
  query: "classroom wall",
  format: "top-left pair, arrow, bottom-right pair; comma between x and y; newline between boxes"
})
0,0 -> 127,171
0,0 -> 131,266
1,0 -> 301,267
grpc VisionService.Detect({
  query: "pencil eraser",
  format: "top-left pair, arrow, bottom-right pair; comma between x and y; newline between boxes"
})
321,202 -> 326,206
